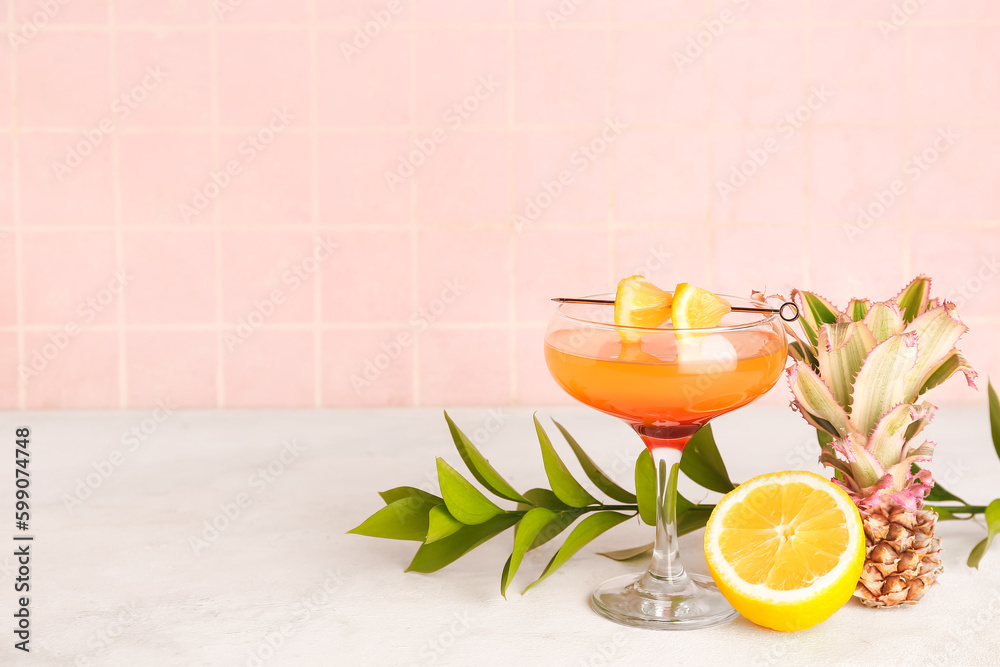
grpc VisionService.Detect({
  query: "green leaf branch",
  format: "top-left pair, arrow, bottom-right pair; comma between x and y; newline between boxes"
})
349,412 -> 724,595
350,381 -> 1000,591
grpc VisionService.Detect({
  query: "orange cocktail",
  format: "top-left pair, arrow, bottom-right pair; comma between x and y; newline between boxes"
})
545,328 -> 786,448
543,291 -> 788,630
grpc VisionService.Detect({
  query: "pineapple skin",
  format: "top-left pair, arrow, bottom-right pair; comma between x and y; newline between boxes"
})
855,504 -> 943,607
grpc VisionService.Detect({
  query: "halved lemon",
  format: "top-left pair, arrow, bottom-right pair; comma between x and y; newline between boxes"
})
704,471 -> 865,632
671,282 -> 731,330
614,275 -> 673,329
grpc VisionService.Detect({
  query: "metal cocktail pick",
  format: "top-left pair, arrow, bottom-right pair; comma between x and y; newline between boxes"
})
551,297 -> 801,322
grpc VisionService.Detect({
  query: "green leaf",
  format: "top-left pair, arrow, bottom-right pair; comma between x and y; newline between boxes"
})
678,506 -> 714,536
967,499 -> 1000,568
524,512 -> 632,591
893,275 -> 931,324
500,507 -> 557,597
597,542 -> 653,562
552,420 -> 637,503
348,496 -> 440,541
931,506 -> 964,521
681,424 -> 737,494
534,416 -> 598,508
444,411 -> 528,503
518,487 -> 571,511
406,512 -> 523,573
635,449 -> 656,526
378,486 -> 442,505
515,491 -> 582,549
990,381 -> 1000,464
425,505 -> 465,544
528,509 -> 586,550
437,458 -> 504,525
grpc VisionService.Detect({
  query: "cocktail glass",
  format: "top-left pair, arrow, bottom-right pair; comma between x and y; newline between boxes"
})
544,293 -> 787,629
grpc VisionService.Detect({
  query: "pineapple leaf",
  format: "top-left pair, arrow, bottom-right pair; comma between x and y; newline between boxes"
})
793,290 -> 844,347
893,274 -> 931,324
816,322 -> 876,409
851,332 -> 919,436
819,446 -> 853,478
919,467 -> 968,504
862,302 -> 905,343
868,404 -> 932,469
833,434 -> 886,489
788,363 -> 852,437
902,306 -> 970,403
967,499 -> 1000,569
847,298 -> 871,321
789,340 -> 819,371
989,381 -> 1000,463
903,403 -> 937,442
919,350 -> 977,396
802,291 -> 843,325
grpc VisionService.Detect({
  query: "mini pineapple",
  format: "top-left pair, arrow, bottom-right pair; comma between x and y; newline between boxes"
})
785,276 -> 976,607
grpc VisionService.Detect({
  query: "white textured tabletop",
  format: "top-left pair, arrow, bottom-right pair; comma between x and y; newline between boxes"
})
1,405 -> 998,666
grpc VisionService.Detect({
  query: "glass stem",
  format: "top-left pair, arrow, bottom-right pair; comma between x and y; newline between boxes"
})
637,438 -> 692,594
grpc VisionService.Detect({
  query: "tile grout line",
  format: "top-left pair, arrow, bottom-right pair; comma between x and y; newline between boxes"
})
12,0 -> 24,409
14,120 -> 1000,132
5,220 -> 999,232
409,0 -> 420,407
10,20 -> 1000,30
2,314 -> 998,332
309,0 -> 322,408
507,0 -> 517,405
802,0 -> 813,290
704,0 -> 714,287
606,0 -> 615,287
110,0 -> 127,408
211,9 -> 224,408
901,14 -> 913,282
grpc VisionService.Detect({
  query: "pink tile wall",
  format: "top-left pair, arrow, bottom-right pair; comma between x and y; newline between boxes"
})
1,2 -> 998,409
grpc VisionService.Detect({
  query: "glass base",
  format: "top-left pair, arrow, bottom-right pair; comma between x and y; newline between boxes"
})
591,572 -> 738,630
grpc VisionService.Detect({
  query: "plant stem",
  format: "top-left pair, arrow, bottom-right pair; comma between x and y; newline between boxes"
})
928,504 -> 987,515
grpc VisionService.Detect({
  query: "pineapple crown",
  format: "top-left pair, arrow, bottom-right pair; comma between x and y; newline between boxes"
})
784,276 -> 977,511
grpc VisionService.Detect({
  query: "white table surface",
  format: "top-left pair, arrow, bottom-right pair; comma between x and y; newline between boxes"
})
2,405 -> 999,667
